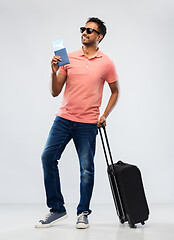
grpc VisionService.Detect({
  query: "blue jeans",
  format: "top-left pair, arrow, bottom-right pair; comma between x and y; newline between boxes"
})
41,116 -> 98,215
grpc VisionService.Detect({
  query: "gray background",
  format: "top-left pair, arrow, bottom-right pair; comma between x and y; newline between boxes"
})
0,0 -> 173,205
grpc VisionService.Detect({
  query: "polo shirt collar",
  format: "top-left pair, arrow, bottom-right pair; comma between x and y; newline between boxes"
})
79,47 -> 103,58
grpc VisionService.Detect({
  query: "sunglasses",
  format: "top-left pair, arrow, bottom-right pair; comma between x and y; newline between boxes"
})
80,27 -> 100,35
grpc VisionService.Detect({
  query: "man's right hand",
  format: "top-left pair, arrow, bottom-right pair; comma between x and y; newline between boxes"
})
51,56 -> 62,73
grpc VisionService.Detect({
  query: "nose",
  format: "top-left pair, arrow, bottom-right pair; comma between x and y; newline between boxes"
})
82,31 -> 88,38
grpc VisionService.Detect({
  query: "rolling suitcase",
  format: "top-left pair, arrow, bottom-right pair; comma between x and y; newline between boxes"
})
98,124 -> 149,228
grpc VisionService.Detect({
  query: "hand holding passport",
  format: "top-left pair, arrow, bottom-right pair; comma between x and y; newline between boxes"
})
52,40 -> 70,67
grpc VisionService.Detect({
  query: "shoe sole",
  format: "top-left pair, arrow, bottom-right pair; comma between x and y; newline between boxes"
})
76,223 -> 89,229
35,214 -> 68,228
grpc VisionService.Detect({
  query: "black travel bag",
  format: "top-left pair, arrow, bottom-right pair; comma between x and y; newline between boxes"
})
98,124 -> 149,228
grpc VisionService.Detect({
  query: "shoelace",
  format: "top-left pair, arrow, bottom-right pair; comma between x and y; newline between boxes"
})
45,212 -> 53,220
39,212 -> 53,222
77,211 -> 88,222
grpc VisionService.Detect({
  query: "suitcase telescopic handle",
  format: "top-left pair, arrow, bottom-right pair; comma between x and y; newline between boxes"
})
98,123 -> 116,172
98,124 -> 126,221
98,124 -> 110,168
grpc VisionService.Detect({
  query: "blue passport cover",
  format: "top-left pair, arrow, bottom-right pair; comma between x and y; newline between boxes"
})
54,48 -> 70,67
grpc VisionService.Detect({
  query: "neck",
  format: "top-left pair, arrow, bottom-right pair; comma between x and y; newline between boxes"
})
82,45 -> 98,57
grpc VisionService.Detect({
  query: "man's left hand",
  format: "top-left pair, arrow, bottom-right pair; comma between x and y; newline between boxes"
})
97,115 -> 106,128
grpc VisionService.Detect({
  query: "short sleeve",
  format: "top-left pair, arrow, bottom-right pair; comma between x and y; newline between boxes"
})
58,65 -> 67,76
105,61 -> 118,83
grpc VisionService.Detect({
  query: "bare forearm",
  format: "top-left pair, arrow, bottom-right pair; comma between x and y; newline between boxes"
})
97,81 -> 119,127
103,91 -> 119,118
51,72 -> 60,97
50,56 -> 67,97
51,71 -> 67,97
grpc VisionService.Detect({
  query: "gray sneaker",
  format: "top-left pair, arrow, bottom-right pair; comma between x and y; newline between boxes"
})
35,211 -> 67,228
76,211 -> 89,229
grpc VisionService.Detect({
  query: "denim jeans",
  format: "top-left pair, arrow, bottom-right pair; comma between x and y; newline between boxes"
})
41,116 -> 98,215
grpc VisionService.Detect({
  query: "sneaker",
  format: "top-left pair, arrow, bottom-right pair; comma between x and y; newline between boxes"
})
35,211 -> 67,228
76,211 -> 89,229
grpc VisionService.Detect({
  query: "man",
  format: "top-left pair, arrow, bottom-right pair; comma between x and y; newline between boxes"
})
35,17 -> 119,229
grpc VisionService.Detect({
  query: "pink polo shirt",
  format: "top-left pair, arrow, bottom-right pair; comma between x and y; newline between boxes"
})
57,48 -> 118,123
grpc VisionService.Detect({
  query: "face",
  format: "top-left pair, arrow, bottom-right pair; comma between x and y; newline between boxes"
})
81,22 -> 103,46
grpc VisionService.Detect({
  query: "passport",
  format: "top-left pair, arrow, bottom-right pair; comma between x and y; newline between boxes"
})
54,48 -> 70,67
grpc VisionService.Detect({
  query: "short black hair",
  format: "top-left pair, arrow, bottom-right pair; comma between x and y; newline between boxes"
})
86,17 -> 107,42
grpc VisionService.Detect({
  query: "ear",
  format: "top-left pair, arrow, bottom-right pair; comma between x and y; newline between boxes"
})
97,34 -> 103,42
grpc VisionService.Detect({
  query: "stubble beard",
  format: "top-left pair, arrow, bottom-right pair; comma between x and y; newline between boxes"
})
81,37 -> 96,46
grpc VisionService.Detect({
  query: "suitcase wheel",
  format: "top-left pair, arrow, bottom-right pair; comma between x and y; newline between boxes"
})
141,222 -> 145,225
129,223 -> 136,228
120,219 -> 125,224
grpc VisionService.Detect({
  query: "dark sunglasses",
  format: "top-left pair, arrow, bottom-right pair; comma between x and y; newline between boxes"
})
80,27 -> 100,35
